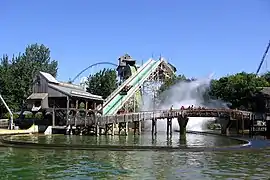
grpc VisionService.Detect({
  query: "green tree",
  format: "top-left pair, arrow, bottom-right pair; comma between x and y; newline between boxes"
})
0,44 -> 58,112
209,72 -> 269,110
261,71 -> 270,84
86,68 -> 118,99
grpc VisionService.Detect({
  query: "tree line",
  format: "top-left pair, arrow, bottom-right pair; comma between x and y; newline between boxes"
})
158,71 -> 270,111
0,44 -> 58,115
1,43 -> 269,117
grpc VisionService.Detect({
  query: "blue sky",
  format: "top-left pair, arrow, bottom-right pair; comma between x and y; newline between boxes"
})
0,0 -> 269,82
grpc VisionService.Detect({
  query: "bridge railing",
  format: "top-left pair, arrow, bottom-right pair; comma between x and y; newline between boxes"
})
49,108 -> 253,127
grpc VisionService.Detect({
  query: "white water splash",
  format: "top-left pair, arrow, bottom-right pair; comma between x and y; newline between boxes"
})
141,75 -> 228,132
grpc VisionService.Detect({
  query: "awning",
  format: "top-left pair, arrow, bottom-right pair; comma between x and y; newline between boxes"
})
27,93 -> 48,100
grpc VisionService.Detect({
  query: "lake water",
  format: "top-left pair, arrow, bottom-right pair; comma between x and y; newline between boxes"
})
0,133 -> 270,180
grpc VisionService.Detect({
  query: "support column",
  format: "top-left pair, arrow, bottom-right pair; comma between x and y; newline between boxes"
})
134,121 -> 142,135
236,115 -> 239,135
86,101 -> 88,110
266,117 -> 270,139
167,118 -> 172,136
66,96 -> 70,126
133,95 -> 136,112
241,115 -> 244,136
152,118 -> 157,136
52,108 -> 55,127
177,116 -> 189,139
96,123 -> 100,136
75,100 -> 79,109
218,117 -> 231,136
249,113 -> 254,138
119,122 -> 128,135
177,116 -> 188,135
105,123 -> 115,136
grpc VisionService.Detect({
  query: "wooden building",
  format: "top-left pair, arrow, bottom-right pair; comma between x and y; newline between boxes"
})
26,71 -> 103,115
253,87 -> 270,113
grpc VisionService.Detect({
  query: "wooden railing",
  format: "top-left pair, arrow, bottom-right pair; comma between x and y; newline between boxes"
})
49,108 -> 253,127
0,119 -> 9,128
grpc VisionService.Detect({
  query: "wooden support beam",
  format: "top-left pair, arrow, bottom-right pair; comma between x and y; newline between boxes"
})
133,121 -> 142,135
119,122 -> 128,135
52,108 -> 55,127
167,118 -> 172,136
152,118 -> 157,136
105,123 -> 114,136
86,101 -> 88,110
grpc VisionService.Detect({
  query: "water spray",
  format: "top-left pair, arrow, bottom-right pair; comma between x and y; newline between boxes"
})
141,75 -> 228,132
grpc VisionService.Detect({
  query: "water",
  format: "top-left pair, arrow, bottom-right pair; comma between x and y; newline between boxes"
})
1,76 -> 267,179
142,76 -> 229,132
1,133 -> 270,179
6,132 -> 241,147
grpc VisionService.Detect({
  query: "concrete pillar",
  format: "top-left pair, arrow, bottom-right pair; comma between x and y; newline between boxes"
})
177,116 -> 189,136
218,117 -> 231,136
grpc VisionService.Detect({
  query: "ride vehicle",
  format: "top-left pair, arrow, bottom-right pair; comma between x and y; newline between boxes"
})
119,85 -> 133,95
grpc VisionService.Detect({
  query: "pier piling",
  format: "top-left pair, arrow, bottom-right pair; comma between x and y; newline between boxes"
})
152,118 -> 157,136
105,123 -> 115,136
134,121 -> 142,135
119,122 -> 128,135
166,118 -> 172,136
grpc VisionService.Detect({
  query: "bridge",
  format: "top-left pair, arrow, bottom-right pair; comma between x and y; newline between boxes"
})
48,107 -> 254,137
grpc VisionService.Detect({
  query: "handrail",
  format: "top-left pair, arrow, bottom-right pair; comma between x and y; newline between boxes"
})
50,107 -> 252,118
50,107 -> 252,114
97,58 -> 154,110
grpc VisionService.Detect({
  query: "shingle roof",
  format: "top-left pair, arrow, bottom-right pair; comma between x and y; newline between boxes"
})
49,83 -> 103,101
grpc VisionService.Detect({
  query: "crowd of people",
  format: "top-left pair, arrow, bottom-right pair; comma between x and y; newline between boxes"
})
170,105 -> 207,111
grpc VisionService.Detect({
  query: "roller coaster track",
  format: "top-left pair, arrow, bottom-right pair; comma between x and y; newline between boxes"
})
70,62 -> 118,83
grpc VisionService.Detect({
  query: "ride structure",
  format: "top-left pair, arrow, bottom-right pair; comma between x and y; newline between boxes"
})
256,40 -> 270,76
98,54 -> 176,115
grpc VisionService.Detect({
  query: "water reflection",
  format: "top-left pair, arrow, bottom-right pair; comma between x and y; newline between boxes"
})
0,146 -> 270,179
8,132 -> 242,148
